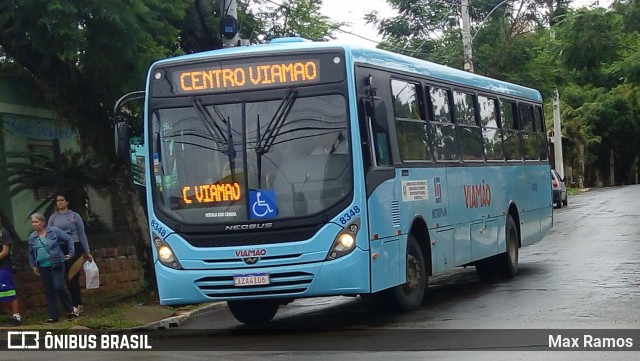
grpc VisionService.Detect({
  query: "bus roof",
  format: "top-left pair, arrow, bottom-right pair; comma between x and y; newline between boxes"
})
153,38 -> 542,102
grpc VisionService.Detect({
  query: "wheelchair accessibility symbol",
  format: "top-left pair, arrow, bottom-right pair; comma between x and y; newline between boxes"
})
249,190 -> 278,220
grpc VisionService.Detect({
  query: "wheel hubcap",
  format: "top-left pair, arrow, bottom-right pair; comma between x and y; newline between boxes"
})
406,254 -> 422,291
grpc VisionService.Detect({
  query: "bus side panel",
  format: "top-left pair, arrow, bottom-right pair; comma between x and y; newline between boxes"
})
431,227 -> 454,273
470,218 -> 499,261
465,166 -> 506,261
367,178 -> 404,292
444,167 -> 473,267
540,205 -> 553,240
533,164 -> 553,244
519,209 -> 540,246
521,165 -> 551,245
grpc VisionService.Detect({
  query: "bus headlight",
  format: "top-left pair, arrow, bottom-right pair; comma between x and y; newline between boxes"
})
326,218 -> 360,260
153,236 -> 182,269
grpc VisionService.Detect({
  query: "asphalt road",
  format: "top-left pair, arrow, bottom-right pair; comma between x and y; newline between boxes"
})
183,184 -> 640,331
4,185 -> 640,360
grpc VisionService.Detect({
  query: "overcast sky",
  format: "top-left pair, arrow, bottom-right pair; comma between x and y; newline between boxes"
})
320,0 -> 394,45
319,0 -> 616,45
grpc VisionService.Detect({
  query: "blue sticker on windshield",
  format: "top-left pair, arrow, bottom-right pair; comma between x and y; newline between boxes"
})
249,190 -> 278,220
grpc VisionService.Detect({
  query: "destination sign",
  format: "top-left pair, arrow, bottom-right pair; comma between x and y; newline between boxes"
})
181,182 -> 241,204
173,60 -> 320,94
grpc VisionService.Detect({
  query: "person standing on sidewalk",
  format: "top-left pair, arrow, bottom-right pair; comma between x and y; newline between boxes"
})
48,193 -> 93,317
0,214 -> 21,326
28,212 -> 75,324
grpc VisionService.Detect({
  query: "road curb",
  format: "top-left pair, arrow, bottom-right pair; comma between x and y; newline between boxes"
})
130,301 -> 226,331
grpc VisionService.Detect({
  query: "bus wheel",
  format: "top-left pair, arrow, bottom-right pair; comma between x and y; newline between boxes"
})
475,258 -> 496,281
389,234 -> 427,311
227,300 -> 279,325
497,215 -> 519,278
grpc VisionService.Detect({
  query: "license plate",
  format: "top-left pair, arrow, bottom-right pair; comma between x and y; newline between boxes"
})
233,273 -> 270,287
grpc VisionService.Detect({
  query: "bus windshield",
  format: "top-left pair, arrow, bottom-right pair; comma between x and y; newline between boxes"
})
150,93 -> 352,224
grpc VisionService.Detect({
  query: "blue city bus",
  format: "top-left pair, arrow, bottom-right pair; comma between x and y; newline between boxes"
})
115,38 -> 552,325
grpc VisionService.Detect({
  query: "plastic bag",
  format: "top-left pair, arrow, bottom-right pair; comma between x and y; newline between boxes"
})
83,260 -> 100,289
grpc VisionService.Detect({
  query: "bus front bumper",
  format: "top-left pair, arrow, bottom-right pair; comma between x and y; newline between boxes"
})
155,247 -> 371,305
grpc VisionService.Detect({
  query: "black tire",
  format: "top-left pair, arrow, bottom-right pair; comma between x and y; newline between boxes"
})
562,195 -> 568,206
227,300 -> 279,325
497,215 -> 519,278
556,200 -> 562,208
475,258 -> 496,281
387,234 -> 427,311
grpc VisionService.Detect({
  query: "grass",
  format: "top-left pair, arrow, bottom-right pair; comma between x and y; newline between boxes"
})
567,187 -> 582,196
1,286 -> 182,330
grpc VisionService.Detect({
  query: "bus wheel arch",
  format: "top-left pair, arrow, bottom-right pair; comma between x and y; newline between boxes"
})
508,203 -> 522,249
476,204 -> 521,281
409,218 -> 432,277
497,212 -> 519,278
389,219 -> 430,311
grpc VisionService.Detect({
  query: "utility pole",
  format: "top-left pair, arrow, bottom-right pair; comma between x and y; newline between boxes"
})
461,0 -> 474,73
553,89 -> 564,179
221,0 -> 240,47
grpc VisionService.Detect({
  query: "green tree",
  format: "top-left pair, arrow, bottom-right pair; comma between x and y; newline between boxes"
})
180,0 -> 261,51
251,0 -> 345,42
552,4 -> 640,185
2,149 -> 111,224
366,1 -> 560,96
0,0 -> 189,251
0,0 -> 349,254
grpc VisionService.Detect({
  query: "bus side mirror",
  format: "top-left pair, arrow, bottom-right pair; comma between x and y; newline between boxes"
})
115,121 -> 130,158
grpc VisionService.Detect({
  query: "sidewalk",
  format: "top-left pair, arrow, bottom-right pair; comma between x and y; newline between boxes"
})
128,301 -> 225,330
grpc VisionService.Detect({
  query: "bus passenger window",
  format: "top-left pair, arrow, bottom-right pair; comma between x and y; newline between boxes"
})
500,99 -> 522,161
519,103 -> 538,161
479,95 -> 504,161
534,106 -> 548,160
454,90 -> 483,161
363,99 -> 392,167
429,86 -> 459,161
391,80 -> 430,162
431,87 -> 451,123
375,133 -> 391,166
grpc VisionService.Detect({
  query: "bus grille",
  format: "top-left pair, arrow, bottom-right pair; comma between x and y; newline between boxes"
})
195,271 -> 313,298
180,227 -> 319,247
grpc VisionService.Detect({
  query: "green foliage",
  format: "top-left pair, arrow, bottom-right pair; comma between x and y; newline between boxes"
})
180,0 -> 261,52
0,0 -> 189,166
370,0 -> 640,186
370,1 -> 559,96
0,0 -> 193,254
553,8 -> 623,82
550,3 -> 640,185
250,0 -> 345,42
1,149 -> 110,221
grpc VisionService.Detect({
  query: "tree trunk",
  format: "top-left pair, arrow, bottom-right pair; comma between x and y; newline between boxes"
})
578,143 -> 585,188
609,148 -> 615,186
112,168 -> 150,247
112,166 -> 156,288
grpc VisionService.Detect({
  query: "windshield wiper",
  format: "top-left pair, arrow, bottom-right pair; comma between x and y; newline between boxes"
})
192,98 -> 240,182
191,98 -> 231,155
255,90 -> 297,188
255,90 -> 297,156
